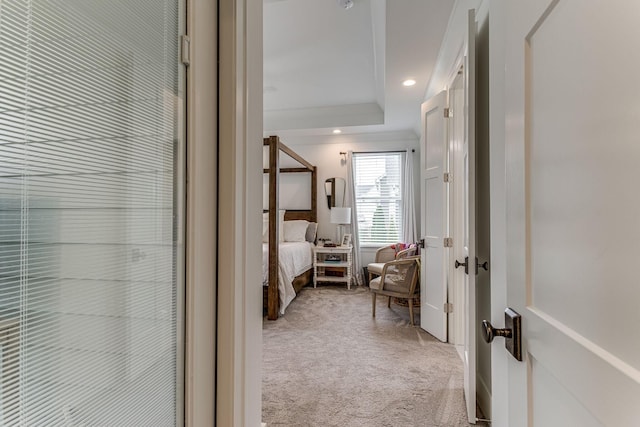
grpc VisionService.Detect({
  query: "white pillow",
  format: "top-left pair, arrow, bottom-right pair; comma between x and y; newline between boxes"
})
284,220 -> 309,242
278,210 -> 285,241
305,222 -> 318,243
262,210 -> 286,242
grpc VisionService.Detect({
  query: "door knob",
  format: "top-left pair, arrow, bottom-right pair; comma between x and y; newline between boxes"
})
476,258 -> 488,274
481,320 -> 512,342
481,308 -> 522,361
454,256 -> 469,275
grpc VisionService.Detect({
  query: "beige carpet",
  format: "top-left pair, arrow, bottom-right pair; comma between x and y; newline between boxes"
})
262,285 -> 481,427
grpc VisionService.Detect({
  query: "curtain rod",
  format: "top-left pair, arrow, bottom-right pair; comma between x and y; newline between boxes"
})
340,149 -> 415,155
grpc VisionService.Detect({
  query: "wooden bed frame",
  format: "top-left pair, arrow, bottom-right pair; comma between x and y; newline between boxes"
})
263,135 -> 317,320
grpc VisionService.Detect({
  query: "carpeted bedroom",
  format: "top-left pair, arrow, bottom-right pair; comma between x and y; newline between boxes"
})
262,285 -> 485,427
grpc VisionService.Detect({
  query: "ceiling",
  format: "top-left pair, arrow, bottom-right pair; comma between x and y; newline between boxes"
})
263,0 -> 455,139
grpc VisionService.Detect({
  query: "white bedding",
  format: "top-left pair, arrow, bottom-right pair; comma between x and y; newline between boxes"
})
262,241 -> 314,314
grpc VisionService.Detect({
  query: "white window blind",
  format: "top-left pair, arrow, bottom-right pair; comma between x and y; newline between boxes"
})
0,1 -> 185,426
353,152 -> 404,245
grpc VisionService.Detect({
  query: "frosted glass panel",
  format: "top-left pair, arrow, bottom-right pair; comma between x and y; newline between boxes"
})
0,0 -> 185,425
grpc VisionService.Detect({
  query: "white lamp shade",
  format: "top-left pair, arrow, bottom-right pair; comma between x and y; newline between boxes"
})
330,207 -> 351,224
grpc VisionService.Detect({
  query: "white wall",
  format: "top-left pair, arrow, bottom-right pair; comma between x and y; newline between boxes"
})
426,0 -> 485,101
282,131 -> 420,266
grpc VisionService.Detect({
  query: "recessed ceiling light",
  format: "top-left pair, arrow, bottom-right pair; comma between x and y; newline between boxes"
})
403,79 -> 417,87
337,0 -> 354,10
332,129 -> 342,134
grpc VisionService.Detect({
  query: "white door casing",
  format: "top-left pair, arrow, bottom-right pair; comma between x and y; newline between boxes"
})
420,90 -> 448,342
217,0 -> 264,425
185,1 -> 218,425
504,0 -> 640,425
462,9 -> 477,424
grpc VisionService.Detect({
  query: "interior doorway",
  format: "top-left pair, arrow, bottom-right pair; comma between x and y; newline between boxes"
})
448,67 -> 466,349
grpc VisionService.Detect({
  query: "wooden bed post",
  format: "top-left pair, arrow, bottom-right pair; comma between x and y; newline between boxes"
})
263,136 -> 317,320
267,135 -> 280,320
311,166 -> 317,223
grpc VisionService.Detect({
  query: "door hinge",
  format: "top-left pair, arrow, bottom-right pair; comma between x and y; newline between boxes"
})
444,107 -> 451,118
444,302 -> 453,313
443,172 -> 452,183
443,237 -> 453,248
181,35 -> 191,67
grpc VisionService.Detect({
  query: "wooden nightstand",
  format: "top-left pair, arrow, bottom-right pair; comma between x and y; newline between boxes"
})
313,245 -> 353,289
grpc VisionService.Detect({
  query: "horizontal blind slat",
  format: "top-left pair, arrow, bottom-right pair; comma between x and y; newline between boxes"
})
353,152 -> 404,244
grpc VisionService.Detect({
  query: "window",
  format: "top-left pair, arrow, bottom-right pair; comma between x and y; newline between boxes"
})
353,152 -> 404,245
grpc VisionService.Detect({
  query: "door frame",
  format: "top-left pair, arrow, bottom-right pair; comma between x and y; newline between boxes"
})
185,0 -> 263,425
215,0 -> 264,426
185,0 -> 218,425
487,2 -> 509,426
211,1 -> 512,426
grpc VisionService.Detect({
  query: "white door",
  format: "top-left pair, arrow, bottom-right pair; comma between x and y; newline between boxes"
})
449,73 -> 465,347
449,11 -> 478,424
420,90 -> 448,342
501,0 -> 640,425
462,9 -> 477,424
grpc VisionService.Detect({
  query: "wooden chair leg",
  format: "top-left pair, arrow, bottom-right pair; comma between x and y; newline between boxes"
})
372,293 -> 377,317
387,296 -> 391,308
408,298 -> 414,326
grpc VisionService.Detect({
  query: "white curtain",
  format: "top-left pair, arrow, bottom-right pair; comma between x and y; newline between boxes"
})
345,151 -> 364,285
402,150 -> 417,243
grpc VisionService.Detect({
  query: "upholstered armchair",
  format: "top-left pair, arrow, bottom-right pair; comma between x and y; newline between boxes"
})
369,256 -> 420,325
367,244 -> 417,284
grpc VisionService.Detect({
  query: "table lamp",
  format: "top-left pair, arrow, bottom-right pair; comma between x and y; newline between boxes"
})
330,207 -> 351,245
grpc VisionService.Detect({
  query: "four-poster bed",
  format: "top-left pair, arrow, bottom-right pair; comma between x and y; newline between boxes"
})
263,135 -> 317,320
